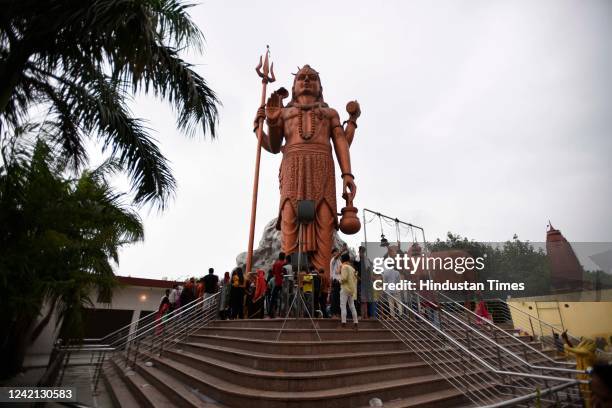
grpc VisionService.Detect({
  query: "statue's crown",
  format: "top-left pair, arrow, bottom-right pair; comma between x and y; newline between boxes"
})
293,64 -> 319,77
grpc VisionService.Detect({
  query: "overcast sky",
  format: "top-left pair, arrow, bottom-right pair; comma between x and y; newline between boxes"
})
110,0 -> 611,280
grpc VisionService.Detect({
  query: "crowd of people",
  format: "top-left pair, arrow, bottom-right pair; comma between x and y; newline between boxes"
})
156,268 -> 220,323
153,246 -> 507,332
153,246 -> 379,330
215,247 -> 369,329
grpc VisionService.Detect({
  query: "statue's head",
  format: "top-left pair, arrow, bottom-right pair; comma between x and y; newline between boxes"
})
289,65 -> 327,106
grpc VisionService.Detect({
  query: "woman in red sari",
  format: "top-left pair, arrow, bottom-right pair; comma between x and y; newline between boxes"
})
474,299 -> 492,325
155,289 -> 171,335
249,269 -> 267,319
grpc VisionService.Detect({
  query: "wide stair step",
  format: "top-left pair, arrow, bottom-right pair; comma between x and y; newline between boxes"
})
194,326 -> 397,341
158,348 -> 435,391
177,342 -> 422,371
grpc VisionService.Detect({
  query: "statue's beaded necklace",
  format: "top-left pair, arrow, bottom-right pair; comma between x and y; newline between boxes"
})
298,108 -> 316,141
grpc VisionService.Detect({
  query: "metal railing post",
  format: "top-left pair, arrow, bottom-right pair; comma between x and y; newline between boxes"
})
493,330 -> 503,370
124,341 -> 131,367
57,350 -> 71,386
528,316 -> 538,347
132,338 -> 140,367
93,350 -> 105,394
159,325 -> 166,356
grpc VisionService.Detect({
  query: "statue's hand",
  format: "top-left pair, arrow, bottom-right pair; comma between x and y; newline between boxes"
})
346,100 -> 361,121
265,91 -> 283,125
342,174 -> 357,203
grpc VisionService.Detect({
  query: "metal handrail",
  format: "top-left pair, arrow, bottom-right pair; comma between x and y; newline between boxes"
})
411,292 -> 582,375
116,293 -> 220,387
384,293 -> 582,384
83,288 -> 198,345
433,292 -> 576,368
122,294 -> 216,346
56,292 -> 221,393
379,300 -> 553,406
58,346 -> 116,351
377,293 -> 584,407
377,298 -> 504,405
134,296 -> 219,360
90,295 -> 206,351
482,380 -> 585,408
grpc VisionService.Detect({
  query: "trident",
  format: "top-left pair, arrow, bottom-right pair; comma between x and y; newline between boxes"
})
246,46 -> 276,274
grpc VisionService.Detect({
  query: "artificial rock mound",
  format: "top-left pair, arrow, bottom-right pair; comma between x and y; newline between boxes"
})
235,217 -> 352,271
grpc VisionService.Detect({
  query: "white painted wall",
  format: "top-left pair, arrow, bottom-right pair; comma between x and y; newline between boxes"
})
24,284 -> 169,368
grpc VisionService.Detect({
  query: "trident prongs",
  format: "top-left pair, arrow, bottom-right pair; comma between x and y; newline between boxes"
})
255,46 -> 275,84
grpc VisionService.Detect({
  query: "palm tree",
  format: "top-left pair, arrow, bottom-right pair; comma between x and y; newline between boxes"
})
0,129 -> 144,379
0,0 -> 220,208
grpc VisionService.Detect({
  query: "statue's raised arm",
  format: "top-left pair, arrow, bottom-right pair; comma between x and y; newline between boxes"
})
253,87 -> 288,154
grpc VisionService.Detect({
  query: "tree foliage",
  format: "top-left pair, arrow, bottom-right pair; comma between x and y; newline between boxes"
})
0,0 -> 220,208
430,232 -> 551,298
0,130 -> 144,379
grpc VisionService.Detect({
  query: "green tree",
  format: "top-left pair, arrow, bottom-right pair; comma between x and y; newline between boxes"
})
429,232 -> 489,260
0,130 -> 144,379
430,233 -> 551,297
485,236 -> 550,298
0,0 -> 219,208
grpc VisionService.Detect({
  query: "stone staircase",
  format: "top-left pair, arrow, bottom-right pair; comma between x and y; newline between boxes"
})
101,318 -> 552,408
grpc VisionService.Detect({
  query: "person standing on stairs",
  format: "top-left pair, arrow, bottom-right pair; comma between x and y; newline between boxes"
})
298,265 -> 314,317
155,289 -> 171,335
203,267 -> 219,299
382,260 -> 402,319
230,267 -> 245,319
314,267 -> 329,318
330,248 -> 342,318
269,252 -> 286,318
339,253 -> 358,330
169,284 -> 180,311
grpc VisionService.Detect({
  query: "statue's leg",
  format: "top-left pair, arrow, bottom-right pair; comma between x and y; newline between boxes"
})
311,202 -> 334,281
280,200 -> 298,255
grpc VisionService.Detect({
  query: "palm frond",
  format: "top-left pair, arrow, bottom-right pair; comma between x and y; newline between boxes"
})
1,0 -> 219,209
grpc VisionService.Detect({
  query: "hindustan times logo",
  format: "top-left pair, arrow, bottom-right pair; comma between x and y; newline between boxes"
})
372,279 -> 525,291
372,254 -> 486,275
